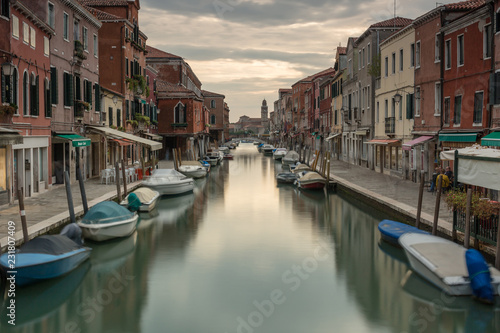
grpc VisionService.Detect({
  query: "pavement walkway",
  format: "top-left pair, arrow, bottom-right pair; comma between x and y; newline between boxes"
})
0,157 -> 457,252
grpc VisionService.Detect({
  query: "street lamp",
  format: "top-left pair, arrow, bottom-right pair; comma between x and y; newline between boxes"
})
1,62 -> 14,76
394,92 -> 402,105
112,95 -> 118,106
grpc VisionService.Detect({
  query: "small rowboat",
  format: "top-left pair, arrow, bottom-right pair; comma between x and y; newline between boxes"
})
377,219 -> 428,246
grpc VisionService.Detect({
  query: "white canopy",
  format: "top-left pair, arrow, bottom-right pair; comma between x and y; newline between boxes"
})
440,146 -> 500,190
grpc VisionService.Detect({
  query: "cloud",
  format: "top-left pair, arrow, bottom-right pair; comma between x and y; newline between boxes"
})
139,0 -> 448,120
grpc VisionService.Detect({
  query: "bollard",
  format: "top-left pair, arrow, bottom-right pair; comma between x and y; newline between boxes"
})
17,188 -> 29,243
64,172 -> 76,224
415,171 -> 425,229
432,176 -> 443,235
496,208 -> 500,269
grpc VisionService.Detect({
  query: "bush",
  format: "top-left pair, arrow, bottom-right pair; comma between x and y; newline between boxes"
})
445,189 -> 500,219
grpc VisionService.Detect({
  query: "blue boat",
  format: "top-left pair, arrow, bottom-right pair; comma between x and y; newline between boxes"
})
0,234 -> 91,286
378,219 -> 429,246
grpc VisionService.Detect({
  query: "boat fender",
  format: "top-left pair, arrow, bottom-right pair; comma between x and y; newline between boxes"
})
60,223 -> 83,245
465,249 -> 494,304
127,193 -> 142,212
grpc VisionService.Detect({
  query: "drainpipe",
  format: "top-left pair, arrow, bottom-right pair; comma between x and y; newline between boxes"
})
488,0 -> 495,132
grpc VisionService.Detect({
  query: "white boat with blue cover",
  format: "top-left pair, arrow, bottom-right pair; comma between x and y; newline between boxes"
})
399,233 -> 500,296
378,219 -> 429,246
0,233 -> 91,286
78,201 -> 138,242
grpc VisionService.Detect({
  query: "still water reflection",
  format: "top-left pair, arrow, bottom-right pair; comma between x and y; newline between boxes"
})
2,143 -> 500,332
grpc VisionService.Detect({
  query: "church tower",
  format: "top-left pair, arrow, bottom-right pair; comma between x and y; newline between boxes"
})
261,99 -> 268,121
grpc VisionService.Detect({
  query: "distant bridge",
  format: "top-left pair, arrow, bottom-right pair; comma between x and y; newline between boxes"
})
231,137 -> 266,144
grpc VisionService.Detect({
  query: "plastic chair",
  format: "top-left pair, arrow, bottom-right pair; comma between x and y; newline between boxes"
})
101,169 -> 114,185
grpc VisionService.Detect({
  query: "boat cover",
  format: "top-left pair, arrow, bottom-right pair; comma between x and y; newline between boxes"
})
181,161 -> 203,167
132,188 -> 158,203
19,235 -> 81,255
284,151 -> 299,160
127,193 -> 141,212
299,172 -> 324,181
81,201 -> 134,225
466,249 -> 494,303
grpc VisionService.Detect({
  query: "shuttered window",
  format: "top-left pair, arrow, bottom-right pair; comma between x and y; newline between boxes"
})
94,83 -> 100,111
50,66 -> 58,105
406,93 -> 414,119
63,72 -> 73,106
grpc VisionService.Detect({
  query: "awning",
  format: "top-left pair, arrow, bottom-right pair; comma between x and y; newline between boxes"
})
481,132 -> 500,147
439,133 -> 478,143
111,138 -> 133,146
355,130 -> 367,136
0,127 -> 23,145
402,135 -> 433,151
88,126 -> 162,151
367,139 -> 400,146
56,134 -> 91,147
325,133 -> 341,141
143,133 -> 163,141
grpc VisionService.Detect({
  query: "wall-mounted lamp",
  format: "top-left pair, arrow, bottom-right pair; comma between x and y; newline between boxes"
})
1,62 -> 14,76
394,92 -> 402,105
112,96 -> 118,106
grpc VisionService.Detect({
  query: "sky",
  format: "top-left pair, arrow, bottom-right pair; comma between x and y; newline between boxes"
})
139,0 -> 450,122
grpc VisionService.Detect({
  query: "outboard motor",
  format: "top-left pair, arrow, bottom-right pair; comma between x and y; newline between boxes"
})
60,223 -> 83,245
466,249 -> 494,304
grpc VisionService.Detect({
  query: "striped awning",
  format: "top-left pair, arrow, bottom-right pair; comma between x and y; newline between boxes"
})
366,139 -> 400,146
481,132 -> 500,147
439,133 -> 478,143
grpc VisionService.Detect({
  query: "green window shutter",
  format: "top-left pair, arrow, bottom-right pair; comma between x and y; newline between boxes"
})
1,71 -> 5,103
94,84 -> 100,111
35,76 -> 39,116
50,67 -> 58,105
125,100 -> 129,119
406,93 -> 410,119
69,74 -> 74,106
63,73 -> 69,106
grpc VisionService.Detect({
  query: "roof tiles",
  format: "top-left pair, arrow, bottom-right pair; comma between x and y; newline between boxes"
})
146,45 -> 182,59
370,17 -> 413,28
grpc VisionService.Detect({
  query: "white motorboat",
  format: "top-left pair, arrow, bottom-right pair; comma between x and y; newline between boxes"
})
262,144 -> 275,155
78,201 -> 138,242
142,169 -> 194,196
273,148 -> 287,160
178,161 -> 208,179
291,163 -> 311,174
296,171 -> 326,190
399,233 -> 500,296
205,151 -> 223,165
282,150 -> 300,165
120,187 -> 160,212
219,146 -> 229,153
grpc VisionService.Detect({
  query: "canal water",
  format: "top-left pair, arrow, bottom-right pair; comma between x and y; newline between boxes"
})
2,143 -> 500,333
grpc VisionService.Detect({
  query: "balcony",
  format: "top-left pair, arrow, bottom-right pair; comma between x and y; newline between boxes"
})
385,117 -> 395,134
74,40 -> 87,62
74,100 -> 89,119
343,111 -> 350,123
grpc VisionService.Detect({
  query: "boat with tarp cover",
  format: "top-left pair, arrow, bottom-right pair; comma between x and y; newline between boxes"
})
78,201 -> 138,242
120,187 -> 160,212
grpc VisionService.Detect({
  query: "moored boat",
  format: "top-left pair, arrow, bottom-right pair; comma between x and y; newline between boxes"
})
178,162 -> 208,179
142,169 -> 195,195
399,233 -> 500,296
276,172 -> 298,184
78,201 -> 138,242
273,148 -> 287,160
378,219 -> 429,246
262,144 -> 275,155
0,229 -> 91,286
296,171 -> 326,190
291,163 -> 311,174
282,150 -> 300,165
224,154 -> 234,160
120,187 -> 160,212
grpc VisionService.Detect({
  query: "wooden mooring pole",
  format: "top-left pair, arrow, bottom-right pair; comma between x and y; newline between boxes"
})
415,171 -> 425,229
464,189 -> 472,249
115,162 -> 122,202
495,208 -> 500,269
76,148 -> 88,214
432,176 -> 442,235
17,188 -> 29,243
64,171 -> 76,224
121,159 -> 128,196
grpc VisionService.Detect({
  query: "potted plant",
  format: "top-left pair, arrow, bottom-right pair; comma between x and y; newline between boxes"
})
445,189 -> 500,219
0,103 -> 17,123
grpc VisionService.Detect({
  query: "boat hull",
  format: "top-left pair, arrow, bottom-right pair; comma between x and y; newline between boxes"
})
298,181 -> 325,190
143,179 -> 194,196
78,214 -> 138,242
178,168 -> 207,179
0,248 -> 91,286
378,220 -> 429,246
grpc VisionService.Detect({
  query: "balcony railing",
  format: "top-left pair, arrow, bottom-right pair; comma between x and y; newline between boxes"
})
74,40 -> 87,61
385,117 -> 395,134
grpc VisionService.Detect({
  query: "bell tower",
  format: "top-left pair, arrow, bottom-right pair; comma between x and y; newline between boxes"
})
261,99 -> 268,121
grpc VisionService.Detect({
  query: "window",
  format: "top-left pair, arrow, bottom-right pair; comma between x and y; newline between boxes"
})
410,43 -> 415,67
435,82 -> 441,115
376,101 -> 379,122
93,34 -> 98,57
30,27 -> 36,48
50,66 -> 58,105
210,114 -> 216,125
454,95 -> 462,124
391,97 -> 395,117
117,109 -> 121,127
415,41 -> 421,68
457,35 -> 464,66
174,103 -> 186,123
497,10 -> 500,33
210,99 -> 216,108
445,39 -> 451,69
384,99 -> 388,118
94,83 -> 100,111
48,3 -> 55,28
30,75 -> 39,116
473,91 -> 483,124
73,19 -> 80,41
63,72 -> 73,107
23,22 -> 29,44
63,13 -> 69,40
358,50 -> 361,70
406,93 -> 414,119
44,78 -> 51,117
44,37 -> 49,56
443,97 -> 450,125
125,27 -> 129,39
415,87 -> 420,117
74,76 -> 81,101
391,52 -> 396,74
399,98 -> 403,120
83,27 -> 88,50
362,48 -> 365,68
12,15 -> 19,38
484,24 -> 492,59
435,34 -> 440,62
23,72 -> 28,115
384,56 -> 388,77
125,58 -> 129,76
108,107 -> 113,126
367,43 -> 371,64
1,0 -> 9,18
399,49 -> 403,71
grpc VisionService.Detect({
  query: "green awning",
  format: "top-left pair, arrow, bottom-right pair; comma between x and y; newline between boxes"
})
438,133 -> 477,143
56,134 -> 91,147
481,132 -> 500,147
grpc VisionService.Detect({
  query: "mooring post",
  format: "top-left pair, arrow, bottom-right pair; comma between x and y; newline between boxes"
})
464,188 -> 472,249
432,176 -> 443,235
17,188 -> 29,243
115,162 -> 122,202
64,171 -> 76,224
495,208 -> 500,269
121,159 -> 128,197
75,148 -> 88,214
415,171 -> 425,229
